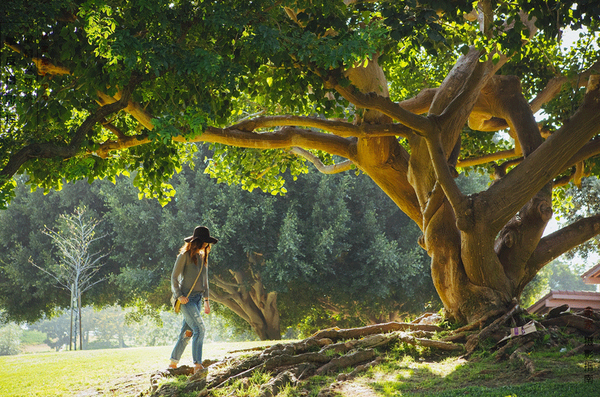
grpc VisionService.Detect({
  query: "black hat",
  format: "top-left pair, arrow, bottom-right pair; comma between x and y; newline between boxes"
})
184,226 -> 218,244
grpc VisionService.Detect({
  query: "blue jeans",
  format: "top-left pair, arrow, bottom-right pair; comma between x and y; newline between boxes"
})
170,293 -> 206,365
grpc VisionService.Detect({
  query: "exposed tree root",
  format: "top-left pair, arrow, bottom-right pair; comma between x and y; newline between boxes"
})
149,321 -> 459,397
148,309 -> 600,396
565,343 -> 600,357
465,300 -> 520,356
336,356 -> 383,382
509,340 -> 536,374
454,308 -> 508,333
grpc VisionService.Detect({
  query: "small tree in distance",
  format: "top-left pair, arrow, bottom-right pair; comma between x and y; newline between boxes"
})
30,206 -> 108,350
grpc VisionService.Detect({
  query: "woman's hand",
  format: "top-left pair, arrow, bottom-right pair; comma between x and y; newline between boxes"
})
204,300 -> 210,314
178,296 -> 189,305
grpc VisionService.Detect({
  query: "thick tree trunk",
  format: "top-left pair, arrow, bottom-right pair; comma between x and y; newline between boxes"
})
211,253 -> 281,340
344,55 -> 600,325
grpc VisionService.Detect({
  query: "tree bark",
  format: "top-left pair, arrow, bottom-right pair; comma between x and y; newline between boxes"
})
210,255 -> 281,340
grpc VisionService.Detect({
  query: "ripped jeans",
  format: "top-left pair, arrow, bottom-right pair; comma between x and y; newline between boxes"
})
170,293 -> 206,365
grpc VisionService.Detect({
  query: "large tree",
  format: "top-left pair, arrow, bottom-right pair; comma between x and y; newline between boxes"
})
2,1 -> 600,324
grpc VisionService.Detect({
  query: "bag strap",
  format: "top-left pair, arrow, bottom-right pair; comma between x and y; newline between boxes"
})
184,251 -> 206,298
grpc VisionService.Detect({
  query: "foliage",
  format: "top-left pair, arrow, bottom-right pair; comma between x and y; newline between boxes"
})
553,177 -> 600,260
0,323 -> 22,356
2,0 -> 600,324
520,258 -> 597,308
20,328 -> 46,345
0,147 -> 435,337
1,0 -> 597,202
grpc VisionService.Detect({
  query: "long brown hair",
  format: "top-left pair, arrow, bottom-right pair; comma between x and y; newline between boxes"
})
179,239 -> 209,266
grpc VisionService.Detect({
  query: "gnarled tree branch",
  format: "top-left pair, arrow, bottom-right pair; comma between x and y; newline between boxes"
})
289,147 -> 354,174
95,125 -> 355,160
526,213 -> 600,277
479,75 -> 600,232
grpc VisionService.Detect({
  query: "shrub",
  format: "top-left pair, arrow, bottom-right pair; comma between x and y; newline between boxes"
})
0,323 -> 23,355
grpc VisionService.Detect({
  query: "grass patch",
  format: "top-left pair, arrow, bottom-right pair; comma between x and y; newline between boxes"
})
211,369 -> 273,397
366,344 -> 596,397
0,340 -> 277,397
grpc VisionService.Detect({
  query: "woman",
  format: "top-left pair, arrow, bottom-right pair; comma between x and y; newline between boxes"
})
169,226 -> 218,375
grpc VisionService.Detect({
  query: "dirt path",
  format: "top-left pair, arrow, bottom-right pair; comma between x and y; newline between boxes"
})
75,372 -> 154,397
332,381 -> 380,397
75,372 -> 382,397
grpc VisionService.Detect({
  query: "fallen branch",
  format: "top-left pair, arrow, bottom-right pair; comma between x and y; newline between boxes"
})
541,314 -> 599,334
465,300 -> 520,355
312,321 -> 441,341
565,343 -> 600,357
509,340 -> 536,374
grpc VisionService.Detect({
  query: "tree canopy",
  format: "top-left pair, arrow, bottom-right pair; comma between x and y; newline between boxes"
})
2,0 -> 600,324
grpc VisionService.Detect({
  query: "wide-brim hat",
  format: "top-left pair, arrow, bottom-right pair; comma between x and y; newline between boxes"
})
184,226 -> 218,244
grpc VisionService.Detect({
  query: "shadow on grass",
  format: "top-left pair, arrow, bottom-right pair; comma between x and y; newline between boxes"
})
365,344 -> 596,397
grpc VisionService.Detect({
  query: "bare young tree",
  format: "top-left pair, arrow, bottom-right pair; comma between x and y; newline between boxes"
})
30,206 -> 108,350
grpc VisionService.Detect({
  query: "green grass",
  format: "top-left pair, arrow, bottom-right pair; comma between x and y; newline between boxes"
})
0,341 -> 276,397
2,341 -> 598,397
366,346 -> 598,397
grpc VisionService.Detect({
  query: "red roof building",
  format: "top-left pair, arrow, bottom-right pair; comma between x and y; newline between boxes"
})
527,262 -> 600,315
581,262 -> 600,291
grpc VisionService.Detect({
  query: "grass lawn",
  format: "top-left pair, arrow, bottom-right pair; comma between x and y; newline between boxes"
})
0,341 -> 276,397
2,340 -> 598,396
360,346 -> 599,397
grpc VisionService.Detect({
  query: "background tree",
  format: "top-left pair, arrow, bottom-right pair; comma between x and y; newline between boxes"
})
552,176 -> 600,260
0,323 -> 22,356
27,312 -> 71,351
4,1 -> 598,325
30,207 -> 108,349
521,258 -> 598,307
108,149 -> 437,339
0,176 -> 115,324
0,147 -> 437,338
